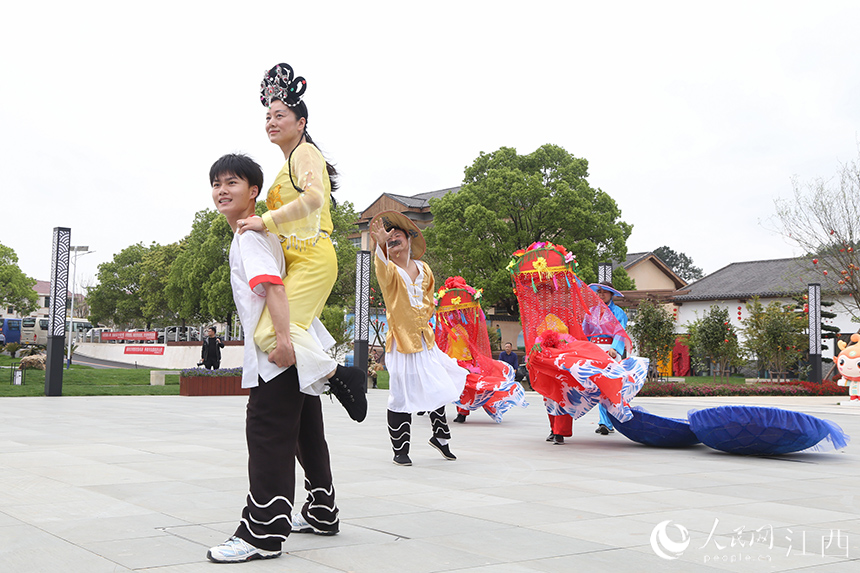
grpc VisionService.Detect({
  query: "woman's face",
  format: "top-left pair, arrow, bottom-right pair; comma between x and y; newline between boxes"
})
265,100 -> 305,148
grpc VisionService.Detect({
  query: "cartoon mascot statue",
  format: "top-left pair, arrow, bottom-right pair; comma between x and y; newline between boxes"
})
836,333 -> 860,402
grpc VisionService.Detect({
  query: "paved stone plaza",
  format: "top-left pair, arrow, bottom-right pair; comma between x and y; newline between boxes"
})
0,391 -> 858,572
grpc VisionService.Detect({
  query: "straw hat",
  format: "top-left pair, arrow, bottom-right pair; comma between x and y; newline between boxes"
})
588,282 -> 624,298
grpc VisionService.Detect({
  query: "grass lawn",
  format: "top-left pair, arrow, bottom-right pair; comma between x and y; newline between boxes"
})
0,352 -> 839,398
0,357 -> 180,397
376,371 -> 389,390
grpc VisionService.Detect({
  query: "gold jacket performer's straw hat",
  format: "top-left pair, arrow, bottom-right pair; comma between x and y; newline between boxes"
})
370,210 -> 426,259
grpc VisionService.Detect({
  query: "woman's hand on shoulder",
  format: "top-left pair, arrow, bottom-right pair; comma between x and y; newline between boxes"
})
237,215 -> 265,235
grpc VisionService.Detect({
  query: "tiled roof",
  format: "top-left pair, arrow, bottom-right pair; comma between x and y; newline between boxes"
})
618,252 -> 651,269
674,257 -> 823,301
384,187 -> 460,209
611,251 -> 687,290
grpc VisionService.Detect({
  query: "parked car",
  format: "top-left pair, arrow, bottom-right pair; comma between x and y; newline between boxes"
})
84,327 -> 112,342
158,326 -> 200,343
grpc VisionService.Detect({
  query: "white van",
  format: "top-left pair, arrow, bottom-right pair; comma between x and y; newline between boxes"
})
21,317 -> 92,346
20,317 -> 49,346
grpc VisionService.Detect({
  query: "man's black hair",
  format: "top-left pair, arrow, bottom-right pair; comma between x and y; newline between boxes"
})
209,153 -> 264,193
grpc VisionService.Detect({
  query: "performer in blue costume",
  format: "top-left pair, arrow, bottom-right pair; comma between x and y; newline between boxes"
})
584,282 -> 629,435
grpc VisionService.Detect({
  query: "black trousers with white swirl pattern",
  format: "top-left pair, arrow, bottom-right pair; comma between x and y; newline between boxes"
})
234,367 -> 337,550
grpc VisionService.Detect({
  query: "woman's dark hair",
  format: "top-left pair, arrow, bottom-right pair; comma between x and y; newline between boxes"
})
209,154 -> 264,196
281,99 -> 340,203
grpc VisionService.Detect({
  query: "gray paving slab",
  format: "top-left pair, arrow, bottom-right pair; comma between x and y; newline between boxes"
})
0,392 -> 858,572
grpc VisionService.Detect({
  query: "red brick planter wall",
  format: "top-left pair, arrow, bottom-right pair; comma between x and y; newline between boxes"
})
179,376 -> 249,396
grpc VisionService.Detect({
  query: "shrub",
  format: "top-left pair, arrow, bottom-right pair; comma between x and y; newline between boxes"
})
627,299 -> 676,381
179,367 -> 242,377
638,379 -> 847,397
4,342 -> 21,358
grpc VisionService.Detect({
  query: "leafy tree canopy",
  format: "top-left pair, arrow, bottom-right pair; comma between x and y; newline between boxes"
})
166,208 -> 234,326
88,243 -> 154,328
0,242 -> 39,316
327,200 -> 359,308
686,305 -> 743,382
139,242 -> 182,326
742,298 -> 806,381
627,299 -> 675,381
653,246 -> 704,283
425,144 -> 632,314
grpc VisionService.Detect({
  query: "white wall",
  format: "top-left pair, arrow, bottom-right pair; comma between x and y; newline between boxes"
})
674,295 -> 856,354
76,343 -> 243,369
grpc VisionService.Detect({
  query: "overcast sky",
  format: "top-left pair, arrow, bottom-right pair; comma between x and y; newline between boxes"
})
2,1 -> 859,291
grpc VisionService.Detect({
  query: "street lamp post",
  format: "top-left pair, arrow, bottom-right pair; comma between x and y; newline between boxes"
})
67,246 -> 93,369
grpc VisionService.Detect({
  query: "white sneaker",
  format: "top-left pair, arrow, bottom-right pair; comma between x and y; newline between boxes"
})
292,512 -> 339,536
206,536 -> 281,563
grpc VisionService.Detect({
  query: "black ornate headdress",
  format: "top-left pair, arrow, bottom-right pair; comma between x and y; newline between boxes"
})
260,63 -> 307,108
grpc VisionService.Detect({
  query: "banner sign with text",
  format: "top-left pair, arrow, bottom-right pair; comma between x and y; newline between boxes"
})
123,345 -> 165,355
102,331 -> 158,341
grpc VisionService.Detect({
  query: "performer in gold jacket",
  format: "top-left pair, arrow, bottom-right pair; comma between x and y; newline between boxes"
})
370,211 -> 467,466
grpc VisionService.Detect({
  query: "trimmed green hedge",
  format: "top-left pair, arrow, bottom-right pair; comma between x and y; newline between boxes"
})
638,379 -> 847,397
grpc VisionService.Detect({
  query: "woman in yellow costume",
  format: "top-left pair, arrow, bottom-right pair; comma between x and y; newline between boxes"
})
240,62 -> 366,424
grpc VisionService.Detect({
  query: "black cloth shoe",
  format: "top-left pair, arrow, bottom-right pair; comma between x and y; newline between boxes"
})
328,365 -> 367,423
393,454 -> 412,466
546,432 -> 555,442
595,424 -> 610,435
454,413 -> 467,423
552,434 -> 565,445
428,437 -> 457,460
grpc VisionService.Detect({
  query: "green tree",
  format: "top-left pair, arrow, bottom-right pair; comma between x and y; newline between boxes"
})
88,243 -> 152,328
653,246 -> 704,282
742,298 -> 806,381
319,304 -> 354,360
686,305 -> 742,382
197,214 -> 235,328
166,209 -> 230,325
627,299 -> 676,381
425,144 -> 632,315
139,243 -> 182,326
327,200 -> 359,308
0,243 -> 39,316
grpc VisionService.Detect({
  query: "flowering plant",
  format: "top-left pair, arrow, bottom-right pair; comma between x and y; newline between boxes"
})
638,379 -> 847,397
180,367 -> 243,378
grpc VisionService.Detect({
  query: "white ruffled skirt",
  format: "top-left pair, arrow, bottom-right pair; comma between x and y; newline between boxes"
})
387,338 -> 468,413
